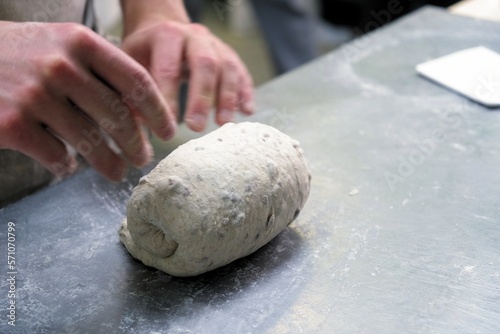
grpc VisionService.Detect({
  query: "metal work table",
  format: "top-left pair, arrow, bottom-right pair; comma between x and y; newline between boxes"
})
1,6 -> 499,333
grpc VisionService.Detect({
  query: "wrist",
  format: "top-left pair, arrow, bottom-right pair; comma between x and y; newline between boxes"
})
120,0 -> 190,36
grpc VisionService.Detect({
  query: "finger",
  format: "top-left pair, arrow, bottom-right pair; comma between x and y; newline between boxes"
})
53,61 -> 152,167
149,26 -> 185,121
214,46 -> 239,125
238,67 -> 255,115
214,42 -> 254,117
36,99 -> 127,181
184,31 -> 220,131
12,120 -> 78,179
79,33 -> 177,140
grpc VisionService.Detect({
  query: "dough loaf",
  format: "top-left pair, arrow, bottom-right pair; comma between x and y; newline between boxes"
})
119,122 -> 311,276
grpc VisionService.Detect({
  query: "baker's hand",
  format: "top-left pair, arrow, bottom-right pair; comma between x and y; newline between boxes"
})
121,20 -> 255,132
0,22 -> 176,181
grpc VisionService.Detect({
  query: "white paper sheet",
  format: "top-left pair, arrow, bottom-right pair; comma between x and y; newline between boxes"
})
416,46 -> 500,107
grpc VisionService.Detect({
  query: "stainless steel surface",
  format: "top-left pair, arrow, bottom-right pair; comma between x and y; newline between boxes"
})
1,6 -> 499,333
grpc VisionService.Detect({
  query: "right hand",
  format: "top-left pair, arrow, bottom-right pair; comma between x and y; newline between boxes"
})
0,22 -> 177,181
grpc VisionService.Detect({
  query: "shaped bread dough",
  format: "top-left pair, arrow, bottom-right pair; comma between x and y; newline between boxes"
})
119,122 -> 311,277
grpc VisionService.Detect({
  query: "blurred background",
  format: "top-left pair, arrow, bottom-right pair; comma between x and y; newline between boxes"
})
95,0 -> 500,86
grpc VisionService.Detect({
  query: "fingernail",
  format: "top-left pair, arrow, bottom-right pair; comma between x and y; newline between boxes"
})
219,109 -> 233,123
111,161 -> 126,182
243,100 -> 255,114
138,141 -> 154,166
186,113 -> 207,130
161,121 -> 177,141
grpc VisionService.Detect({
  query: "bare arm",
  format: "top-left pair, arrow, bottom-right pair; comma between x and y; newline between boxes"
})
120,0 -> 255,131
120,0 -> 190,34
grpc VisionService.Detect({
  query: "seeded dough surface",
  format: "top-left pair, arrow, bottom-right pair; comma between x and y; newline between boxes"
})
119,122 -> 311,277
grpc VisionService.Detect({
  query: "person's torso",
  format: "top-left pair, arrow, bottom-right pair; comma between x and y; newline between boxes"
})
0,0 -> 87,23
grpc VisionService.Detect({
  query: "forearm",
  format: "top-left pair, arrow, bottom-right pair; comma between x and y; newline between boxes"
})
120,0 -> 190,35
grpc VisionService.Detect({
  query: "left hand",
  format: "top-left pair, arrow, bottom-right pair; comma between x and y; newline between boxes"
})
121,20 -> 255,132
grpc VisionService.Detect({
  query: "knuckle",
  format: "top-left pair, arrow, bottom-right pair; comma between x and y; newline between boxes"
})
41,54 -> 76,82
126,70 -> 156,106
0,113 -> 31,148
190,99 -> 211,114
2,113 -> 24,133
17,81 -> 47,106
221,80 -> 238,96
155,64 -> 180,80
131,68 -> 152,88
194,55 -> 219,73
65,24 -> 97,49
222,59 -> 239,72
222,92 -> 237,104
189,23 -> 209,34
109,119 -> 134,137
156,21 -> 183,35
220,94 -> 237,110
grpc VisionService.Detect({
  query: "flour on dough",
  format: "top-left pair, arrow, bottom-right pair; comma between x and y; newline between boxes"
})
119,122 -> 311,277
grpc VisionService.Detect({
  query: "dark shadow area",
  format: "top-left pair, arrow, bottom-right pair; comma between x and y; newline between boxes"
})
322,0 -> 459,32
81,227 -> 307,333
0,166 -> 308,333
